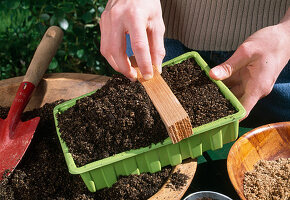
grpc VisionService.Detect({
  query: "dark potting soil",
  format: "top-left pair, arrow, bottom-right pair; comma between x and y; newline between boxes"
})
196,198 -> 217,200
57,58 -> 236,167
0,103 -> 186,200
166,169 -> 189,190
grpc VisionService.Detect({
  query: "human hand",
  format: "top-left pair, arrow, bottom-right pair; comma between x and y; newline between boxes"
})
209,24 -> 290,118
100,0 -> 165,81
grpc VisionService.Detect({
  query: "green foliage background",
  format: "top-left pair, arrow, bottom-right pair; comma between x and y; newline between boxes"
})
0,0 -> 115,80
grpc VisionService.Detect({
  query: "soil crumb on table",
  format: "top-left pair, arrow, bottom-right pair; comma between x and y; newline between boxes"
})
243,158 -> 290,200
57,58 -> 236,167
166,169 -> 189,190
0,104 -> 177,200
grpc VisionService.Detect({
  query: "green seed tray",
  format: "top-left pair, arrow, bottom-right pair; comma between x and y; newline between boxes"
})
53,51 -> 246,192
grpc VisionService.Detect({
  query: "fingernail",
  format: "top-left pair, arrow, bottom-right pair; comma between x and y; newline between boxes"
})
212,67 -> 222,78
143,74 -> 153,80
156,65 -> 162,74
129,77 -> 137,82
132,69 -> 137,79
129,69 -> 138,82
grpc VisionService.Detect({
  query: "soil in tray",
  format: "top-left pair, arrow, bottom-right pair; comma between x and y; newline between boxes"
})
243,158 -> 290,200
0,103 -> 189,200
57,58 -> 236,167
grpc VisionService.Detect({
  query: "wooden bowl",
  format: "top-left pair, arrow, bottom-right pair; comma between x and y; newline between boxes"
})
227,122 -> 290,200
0,73 -> 197,199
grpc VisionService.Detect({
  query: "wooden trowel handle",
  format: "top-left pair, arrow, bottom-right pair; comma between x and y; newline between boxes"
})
23,26 -> 63,86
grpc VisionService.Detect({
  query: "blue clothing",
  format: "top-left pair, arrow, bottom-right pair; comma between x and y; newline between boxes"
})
126,36 -> 290,127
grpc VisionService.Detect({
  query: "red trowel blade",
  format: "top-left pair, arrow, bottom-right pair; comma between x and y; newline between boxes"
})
0,117 -> 40,180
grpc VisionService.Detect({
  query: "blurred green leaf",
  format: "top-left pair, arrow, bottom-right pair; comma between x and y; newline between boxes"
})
81,11 -> 93,23
55,9 -> 65,20
60,2 -> 75,13
57,50 -> 66,56
89,8 -> 95,14
77,49 -> 85,58
44,5 -> 54,13
49,58 -> 58,70
36,22 -> 47,33
49,15 -> 56,25
78,0 -> 92,6
6,0 -> 20,9
97,6 -> 104,14
58,18 -> 69,30
40,13 -> 50,21
21,0 -> 30,9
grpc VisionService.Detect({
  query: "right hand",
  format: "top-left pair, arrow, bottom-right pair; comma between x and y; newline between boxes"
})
100,0 -> 165,81
209,24 -> 290,119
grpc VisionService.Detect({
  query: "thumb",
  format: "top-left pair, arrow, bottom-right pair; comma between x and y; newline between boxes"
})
209,47 -> 250,80
239,92 -> 260,121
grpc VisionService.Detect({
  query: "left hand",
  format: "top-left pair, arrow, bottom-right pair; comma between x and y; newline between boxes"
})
209,24 -> 290,118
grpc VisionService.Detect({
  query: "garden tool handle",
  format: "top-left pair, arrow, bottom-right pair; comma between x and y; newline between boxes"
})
23,26 -> 63,86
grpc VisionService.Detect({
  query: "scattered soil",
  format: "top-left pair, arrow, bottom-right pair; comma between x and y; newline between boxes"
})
57,58 -> 236,167
166,169 -> 189,190
0,106 -> 9,118
103,167 -> 171,200
243,158 -> 290,200
0,103 -> 187,200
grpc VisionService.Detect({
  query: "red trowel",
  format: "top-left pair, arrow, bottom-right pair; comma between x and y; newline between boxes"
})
0,26 -> 63,180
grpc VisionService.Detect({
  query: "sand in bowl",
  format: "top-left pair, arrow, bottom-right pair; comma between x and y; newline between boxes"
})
243,158 -> 290,200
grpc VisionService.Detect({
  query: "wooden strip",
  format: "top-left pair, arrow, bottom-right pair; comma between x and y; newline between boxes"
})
130,57 -> 193,144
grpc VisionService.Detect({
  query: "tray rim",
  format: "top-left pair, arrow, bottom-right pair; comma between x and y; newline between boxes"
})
53,51 -> 246,174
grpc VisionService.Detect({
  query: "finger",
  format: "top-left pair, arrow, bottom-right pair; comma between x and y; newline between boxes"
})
106,55 -> 120,72
239,92 -> 260,121
100,12 -> 119,72
147,20 -> 165,74
111,29 -> 137,81
209,44 -> 252,80
128,20 -> 153,80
